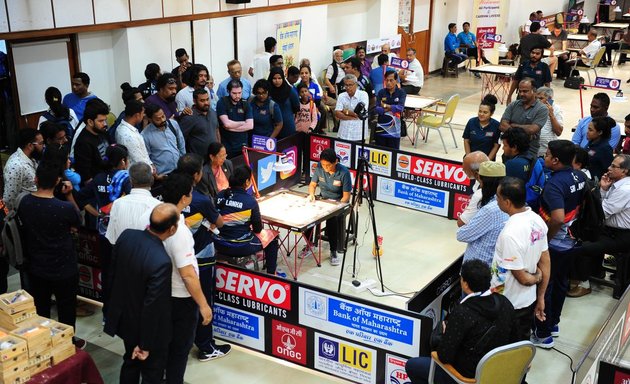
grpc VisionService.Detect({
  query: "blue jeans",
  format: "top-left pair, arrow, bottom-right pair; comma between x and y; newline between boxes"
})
405,356 -> 457,384
446,52 -> 468,67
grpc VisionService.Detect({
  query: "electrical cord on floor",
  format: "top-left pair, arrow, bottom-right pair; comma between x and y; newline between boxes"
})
551,346 -> 578,384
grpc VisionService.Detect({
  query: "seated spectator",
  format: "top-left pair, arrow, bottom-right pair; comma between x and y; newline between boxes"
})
371,43 -> 397,69
444,23 -> 468,69
562,30 -> 602,78
38,87 -> 79,141
458,22 -> 491,66
374,70 -> 406,149
572,93 -> 621,149
457,151 -> 490,227
585,116 -> 615,180
463,95 -> 500,160
549,23 -> 570,79
141,103 -> 186,176
250,79 -> 283,139
602,31 -> 630,66
268,67 -> 299,139
405,259 -> 516,383
536,87 -> 563,157
522,12 -> 537,35
138,63 -> 161,100
217,79 -> 253,159
62,72 -> 97,121
198,142 -> 233,199
399,48 -> 424,95
502,127 -> 532,182
214,166 -> 279,275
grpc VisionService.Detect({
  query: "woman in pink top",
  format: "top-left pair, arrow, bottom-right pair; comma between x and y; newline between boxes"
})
199,142 -> 233,198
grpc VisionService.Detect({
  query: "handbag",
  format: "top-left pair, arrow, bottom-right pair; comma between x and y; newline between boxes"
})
564,76 -> 583,89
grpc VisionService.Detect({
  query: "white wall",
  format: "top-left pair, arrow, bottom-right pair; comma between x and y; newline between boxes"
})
77,32 -> 120,113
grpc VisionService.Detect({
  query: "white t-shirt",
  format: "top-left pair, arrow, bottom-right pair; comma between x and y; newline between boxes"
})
105,189 -> 161,244
458,185 -> 481,224
250,52 -> 272,82
582,40 -> 602,63
403,58 -> 424,88
491,208 -> 548,310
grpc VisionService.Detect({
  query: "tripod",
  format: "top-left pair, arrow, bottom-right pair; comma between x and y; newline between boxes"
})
337,103 -> 384,293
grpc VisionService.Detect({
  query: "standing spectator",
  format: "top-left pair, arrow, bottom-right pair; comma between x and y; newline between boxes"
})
175,64 -> 211,111
216,60 -> 252,100
335,75 -> 369,142
286,66 -> 300,86
491,177 -> 550,345
39,121 -> 69,150
217,80 -> 253,159
507,47 -> 551,103
269,54 -> 284,71
268,67 -> 300,138
457,151 -> 490,227
146,74 -> 183,120
38,87 -> 79,141
114,100 -> 152,167
62,72 -> 97,121
105,162 -> 161,245
444,23 -> 468,69
3,129 -> 42,210
531,140 -> 585,348
585,116 -> 616,180
502,127 -> 532,182
110,83 -> 145,137
198,142 -> 233,199
355,45 -> 371,77
572,93 -> 621,149
19,162 -> 84,348
463,95 -> 500,160
344,57 -> 375,103
248,37 -> 276,81
105,204 -> 178,383
519,23 -> 556,77
324,49 -> 346,100
295,83 -> 318,134
374,70 -> 406,149
399,48 -> 424,95
72,98 -> 110,186
207,74 -> 218,112
536,87 -> 564,157
500,79 -> 548,160
250,80 -> 283,139
138,63 -> 161,100
171,48 -> 192,89
141,103 -> 186,176
179,89 -> 219,157
297,65 -> 325,132
457,161 -> 509,266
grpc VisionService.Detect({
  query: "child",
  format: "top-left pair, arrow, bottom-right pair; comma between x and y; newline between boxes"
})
294,83 -> 318,133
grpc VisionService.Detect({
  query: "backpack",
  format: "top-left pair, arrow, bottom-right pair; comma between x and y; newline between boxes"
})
525,157 -> 546,211
570,178 -> 605,243
247,96 -> 275,121
1,192 -> 29,268
42,111 -> 75,141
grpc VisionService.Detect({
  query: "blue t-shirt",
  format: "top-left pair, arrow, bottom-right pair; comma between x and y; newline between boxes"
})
370,67 -> 385,95
312,163 -> 352,200
250,99 -> 283,138
462,117 -> 501,156
216,97 -> 253,157
62,93 -> 97,122
273,88 -> 300,139
539,167 -> 586,250
216,187 -> 261,242
505,154 -> 531,182
183,189 -> 221,254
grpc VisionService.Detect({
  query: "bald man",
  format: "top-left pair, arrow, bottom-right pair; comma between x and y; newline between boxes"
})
457,151 -> 490,227
105,203 -> 179,384
372,43 -> 398,69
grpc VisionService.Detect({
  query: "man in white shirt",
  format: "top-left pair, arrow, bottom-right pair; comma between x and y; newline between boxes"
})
563,29 -> 602,76
491,177 -> 550,344
175,64 -> 211,112
399,48 -> 424,95
248,37 -> 276,81
457,151 -> 489,227
570,155 -> 630,298
371,43 -> 398,69
334,75 -> 370,142
105,162 -> 161,245
114,100 -> 152,168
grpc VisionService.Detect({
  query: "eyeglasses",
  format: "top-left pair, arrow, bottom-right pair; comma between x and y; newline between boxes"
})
31,142 -> 44,146
610,164 -> 624,169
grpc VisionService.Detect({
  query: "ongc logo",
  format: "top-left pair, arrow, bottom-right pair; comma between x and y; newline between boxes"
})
216,266 -> 291,310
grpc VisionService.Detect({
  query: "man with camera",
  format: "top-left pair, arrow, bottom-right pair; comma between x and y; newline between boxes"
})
334,74 -> 369,143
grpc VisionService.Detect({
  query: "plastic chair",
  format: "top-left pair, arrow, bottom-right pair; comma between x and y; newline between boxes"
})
571,47 -> 606,85
428,340 -> 536,384
417,94 -> 459,153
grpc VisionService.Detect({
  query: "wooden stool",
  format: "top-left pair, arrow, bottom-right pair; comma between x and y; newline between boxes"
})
441,56 -> 458,78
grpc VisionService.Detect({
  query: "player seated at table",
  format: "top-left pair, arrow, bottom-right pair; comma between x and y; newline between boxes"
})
307,148 -> 352,266
214,165 -> 279,275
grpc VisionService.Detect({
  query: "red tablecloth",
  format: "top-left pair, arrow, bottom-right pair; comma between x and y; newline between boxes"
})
28,348 -> 104,384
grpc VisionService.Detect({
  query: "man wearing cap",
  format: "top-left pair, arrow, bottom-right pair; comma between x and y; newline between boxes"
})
457,161 -> 509,266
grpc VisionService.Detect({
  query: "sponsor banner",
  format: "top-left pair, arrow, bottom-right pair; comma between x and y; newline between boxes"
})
299,287 -> 421,356
276,20 -> 301,63
386,354 -> 411,384
310,136 -> 331,161
272,320 -> 307,365
258,155 -> 277,191
377,177 -> 449,216
310,161 -> 318,177
594,77 -> 622,90
78,264 -> 101,300
395,153 -> 470,193
213,304 -> 265,351
349,169 -> 374,195
314,332 -> 377,384
407,256 -> 463,316
215,265 -> 292,319
334,140 -> 352,167
389,57 -> 409,70
451,193 -> 472,220
280,146 -> 298,180
356,147 -> 392,176
252,134 -> 277,151
472,0 -> 508,51
74,228 -> 101,267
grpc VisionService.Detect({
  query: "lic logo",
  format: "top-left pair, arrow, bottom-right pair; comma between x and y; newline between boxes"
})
321,340 -> 336,359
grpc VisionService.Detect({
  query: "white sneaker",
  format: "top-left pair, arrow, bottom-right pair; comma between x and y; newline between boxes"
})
298,245 -> 318,259
330,251 -> 340,266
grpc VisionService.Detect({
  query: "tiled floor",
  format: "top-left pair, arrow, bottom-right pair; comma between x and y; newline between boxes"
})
23,63 -> 630,383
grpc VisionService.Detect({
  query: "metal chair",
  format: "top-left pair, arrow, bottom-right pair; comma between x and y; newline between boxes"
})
571,47 -> 606,85
613,42 -> 630,65
428,341 -> 536,384
417,94 -> 460,153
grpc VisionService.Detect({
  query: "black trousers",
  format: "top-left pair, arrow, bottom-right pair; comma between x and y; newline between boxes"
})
572,227 -> 630,281
166,297 -> 198,384
195,259 -> 216,353
514,301 -> 536,342
401,85 -> 421,96
27,272 -> 78,329
120,340 -> 167,384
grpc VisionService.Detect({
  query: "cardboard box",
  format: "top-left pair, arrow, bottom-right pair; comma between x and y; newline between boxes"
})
10,326 -> 51,358
27,358 -> 50,376
0,337 -> 27,363
25,318 -> 74,347
0,360 -> 28,383
0,292 -> 34,316
0,310 -> 36,331
51,344 -> 75,365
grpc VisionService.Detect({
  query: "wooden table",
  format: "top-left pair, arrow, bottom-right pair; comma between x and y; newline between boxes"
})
544,49 -> 568,57
593,22 -> 629,38
403,95 -> 440,146
468,64 -> 518,105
